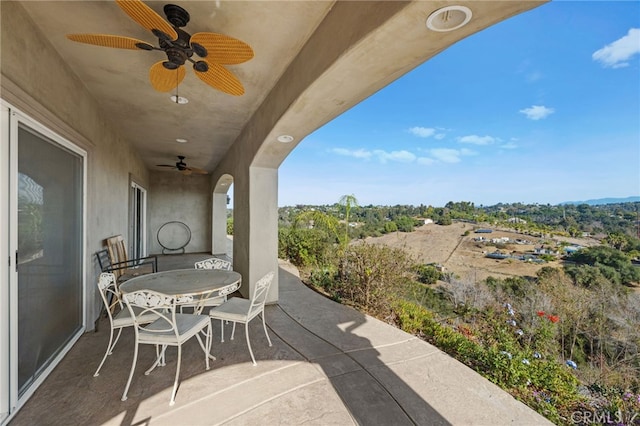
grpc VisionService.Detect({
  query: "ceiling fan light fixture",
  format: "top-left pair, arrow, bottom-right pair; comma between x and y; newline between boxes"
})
426,6 -> 472,32
192,42 -> 207,58
194,61 -> 209,72
170,95 -> 188,104
176,138 -> 188,143
277,135 -> 294,143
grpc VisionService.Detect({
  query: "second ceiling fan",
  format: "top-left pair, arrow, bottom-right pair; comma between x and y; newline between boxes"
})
157,156 -> 208,175
66,0 -> 253,96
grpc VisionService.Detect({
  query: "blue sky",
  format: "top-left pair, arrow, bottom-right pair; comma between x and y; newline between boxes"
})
278,1 -> 640,207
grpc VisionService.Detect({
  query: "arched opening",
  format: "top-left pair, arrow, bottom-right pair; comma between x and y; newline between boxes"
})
212,174 -> 233,260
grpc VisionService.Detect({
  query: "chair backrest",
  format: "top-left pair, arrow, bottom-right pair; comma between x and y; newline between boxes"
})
248,271 -> 274,320
123,290 -> 178,336
194,258 -> 232,271
106,235 -> 128,265
96,250 -> 112,273
97,272 -> 121,320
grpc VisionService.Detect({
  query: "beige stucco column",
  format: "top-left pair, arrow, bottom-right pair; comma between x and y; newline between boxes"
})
218,165 -> 278,302
247,166 -> 279,302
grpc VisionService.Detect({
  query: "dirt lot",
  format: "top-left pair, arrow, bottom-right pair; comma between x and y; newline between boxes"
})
364,222 -> 601,282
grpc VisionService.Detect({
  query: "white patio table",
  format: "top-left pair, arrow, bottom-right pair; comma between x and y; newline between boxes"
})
119,268 -> 242,313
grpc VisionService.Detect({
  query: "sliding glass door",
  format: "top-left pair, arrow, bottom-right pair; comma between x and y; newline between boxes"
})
129,182 -> 147,260
2,104 -> 86,420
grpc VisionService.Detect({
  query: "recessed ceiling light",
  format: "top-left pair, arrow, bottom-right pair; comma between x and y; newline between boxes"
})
426,6 -> 472,32
176,138 -> 187,143
170,95 -> 189,104
277,135 -> 294,143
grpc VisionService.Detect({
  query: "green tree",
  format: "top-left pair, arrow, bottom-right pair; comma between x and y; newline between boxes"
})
339,194 -> 359,246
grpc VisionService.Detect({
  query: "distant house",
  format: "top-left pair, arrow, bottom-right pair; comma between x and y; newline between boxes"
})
491,237 -> 510,244
423,218 -> 434,225
563,245 -> 582,254
535,246 -> 557,255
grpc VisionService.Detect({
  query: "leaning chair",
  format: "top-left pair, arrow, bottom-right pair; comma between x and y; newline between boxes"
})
93,273 -> 158,377
104,234 -> 157,283
121,289 -> 213,406
208,271 -> 274,366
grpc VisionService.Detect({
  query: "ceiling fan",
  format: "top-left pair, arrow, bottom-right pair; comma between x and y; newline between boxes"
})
157,156 -> 208,175
66,0 -> 253,96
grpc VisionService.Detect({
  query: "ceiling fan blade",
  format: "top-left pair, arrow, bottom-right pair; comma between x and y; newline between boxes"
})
187,167 -> 209,175
181,169 -> 193,176
156,164 -> 177,168
66,34 -> 152,50
149,61 -> 185,92
190,32 -> 254,64
115,0 -> 177,41
194,62 -> 245,96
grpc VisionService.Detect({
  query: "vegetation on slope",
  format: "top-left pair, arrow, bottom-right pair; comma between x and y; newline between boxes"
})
278,197 -> 640,425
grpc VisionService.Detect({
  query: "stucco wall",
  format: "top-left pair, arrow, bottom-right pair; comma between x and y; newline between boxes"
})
148,171 -> 211,255
1,1 -> 149,328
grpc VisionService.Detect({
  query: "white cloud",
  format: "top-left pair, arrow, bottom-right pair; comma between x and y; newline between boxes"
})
458,135 -> 496,145
330,146 -> 474,166
592,28 -> 640,69
500,142 -> 518,149
373,149 -> 416,163
417,157 -> 436,165
429,148 -> 463,163
519,105 -> 555,120
330,148 -> 416,164
408,126 -> 436,138
459,148 -> 477,156
330,148 -> 372,159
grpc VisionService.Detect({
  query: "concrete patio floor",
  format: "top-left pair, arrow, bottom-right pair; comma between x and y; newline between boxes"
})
9,255 -> 552,425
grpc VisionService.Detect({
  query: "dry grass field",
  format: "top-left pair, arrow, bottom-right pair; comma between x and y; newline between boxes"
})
364,222 -> 601,282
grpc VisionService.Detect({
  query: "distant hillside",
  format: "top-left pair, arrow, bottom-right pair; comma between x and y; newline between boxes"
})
561,196 -> 640,206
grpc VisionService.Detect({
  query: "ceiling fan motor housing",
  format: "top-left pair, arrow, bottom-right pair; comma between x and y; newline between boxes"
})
176,156 -> 188,170
164,4 -> 190,28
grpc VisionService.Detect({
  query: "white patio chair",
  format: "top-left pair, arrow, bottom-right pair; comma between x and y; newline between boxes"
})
194,257 -> 232,271
94,272 -> 158,377
121,289 -> 213,405
181,258 -> 233,315
208,271 -> 274,366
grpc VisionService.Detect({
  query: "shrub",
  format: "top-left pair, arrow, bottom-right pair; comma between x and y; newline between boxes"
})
392,300 -> 583,424
332,243 -> 414,317
278,227 -> 332,267
414,264 -> 441,285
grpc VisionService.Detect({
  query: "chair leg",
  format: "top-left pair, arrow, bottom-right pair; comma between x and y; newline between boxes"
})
94,326 -> 121,377
195,329 -> 216,361
170,345 -> 182,406
231,322 -> 237,340
220,319 -> 225,343
121,339 -> 139,401
261,313 -> 272,347
145,345 -> 166,375
245,322 -> 256,366
205,322 -> 212,370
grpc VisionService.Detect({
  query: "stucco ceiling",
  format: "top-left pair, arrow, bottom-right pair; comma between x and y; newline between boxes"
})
16,0 -> 546,175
